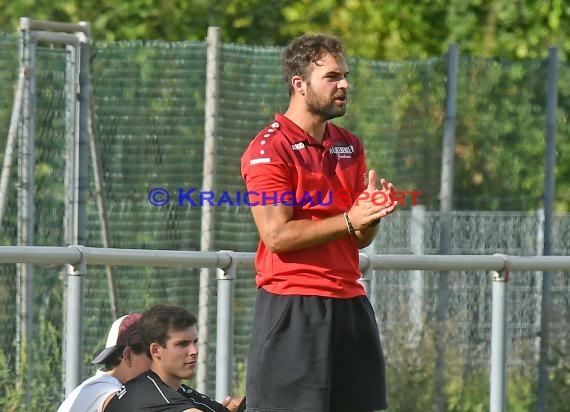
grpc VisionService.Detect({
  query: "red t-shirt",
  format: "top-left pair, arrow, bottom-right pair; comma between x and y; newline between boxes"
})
241,114 -> 367,298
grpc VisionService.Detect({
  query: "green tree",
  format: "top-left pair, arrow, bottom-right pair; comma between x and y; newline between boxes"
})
1,0 -> 569,60
1,0 -> 294,43
280,0 -> 570,60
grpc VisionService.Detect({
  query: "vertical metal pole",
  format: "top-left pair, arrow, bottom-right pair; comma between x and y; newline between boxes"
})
216,253 -> 235,401
198,26 -> 221,394
534,209 -> 544,357
17,18 -> 36,408
490,265 -> 509,412
61,27 -> 90,395
359,253 -> 372,298
434,43 -> 459,412
65,246 -> 86,395
61,26 -> 90,393
438,43 -> 459,253
77,26 -> 90,248
536,46 -> 558,412
61,31 -> 78,394
409,206 -> 425,346
64,36 -> 78,248
88,88 -> 119,317
361,236 -> 377,308
0,67 -> 25,226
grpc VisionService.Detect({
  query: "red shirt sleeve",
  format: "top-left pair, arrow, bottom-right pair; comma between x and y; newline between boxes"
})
241,131 -> 293,206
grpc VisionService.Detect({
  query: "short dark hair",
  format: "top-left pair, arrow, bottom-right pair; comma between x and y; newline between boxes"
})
141,304 -> 197,356
281,34 -> 345,95
102,341 -> 145,370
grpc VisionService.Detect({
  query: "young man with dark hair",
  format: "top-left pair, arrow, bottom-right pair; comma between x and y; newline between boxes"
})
241,34 -> 398,411
103,303 -> 243,412
57,313 -> 151,412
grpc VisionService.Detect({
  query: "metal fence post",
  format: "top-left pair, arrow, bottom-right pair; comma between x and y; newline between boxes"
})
410,205 -> 425,346
198,25 -> 221,395
77,25 -> 90,249
534,209 -> 544,358
434,42 -> 459,412
65,245 -> 86,395
17,19 -> 36,408
359,253 -> 373,299
536,46 -> 558,412
0,66 -> 25,226
216,251 -> 235,401
490,254 -> 510,412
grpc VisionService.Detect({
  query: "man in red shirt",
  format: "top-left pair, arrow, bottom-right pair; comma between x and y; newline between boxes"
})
241,34 -> 398,411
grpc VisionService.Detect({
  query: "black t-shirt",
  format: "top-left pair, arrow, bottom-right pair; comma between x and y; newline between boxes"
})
103,370 -> 228,412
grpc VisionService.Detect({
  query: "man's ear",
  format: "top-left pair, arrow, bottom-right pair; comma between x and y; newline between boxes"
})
149,342 -> 161,359
292,75 -> 305,96
122,346 -> 133,365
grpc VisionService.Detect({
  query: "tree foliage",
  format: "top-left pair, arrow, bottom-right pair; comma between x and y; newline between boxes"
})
1,0 -> 569,59
1,0 -> 293,44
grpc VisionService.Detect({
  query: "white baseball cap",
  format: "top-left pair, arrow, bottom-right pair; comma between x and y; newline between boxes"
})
91,313 -> 143,364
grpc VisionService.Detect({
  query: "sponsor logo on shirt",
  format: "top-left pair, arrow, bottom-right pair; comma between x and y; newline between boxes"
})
291,142 -> 306,151
329,145 -> 354,158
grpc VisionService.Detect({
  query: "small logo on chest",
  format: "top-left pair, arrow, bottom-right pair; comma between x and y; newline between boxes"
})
291,142 -> 306,151
329,145 -> 354,158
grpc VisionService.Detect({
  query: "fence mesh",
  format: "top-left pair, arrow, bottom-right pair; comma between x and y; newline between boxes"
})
0,33 -> 569,410
0,33 -> 19,383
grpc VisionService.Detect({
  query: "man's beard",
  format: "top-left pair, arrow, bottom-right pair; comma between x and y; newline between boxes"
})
305,87 -> 346,121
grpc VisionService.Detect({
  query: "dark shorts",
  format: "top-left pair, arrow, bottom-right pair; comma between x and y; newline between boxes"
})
246,288 -> 388,412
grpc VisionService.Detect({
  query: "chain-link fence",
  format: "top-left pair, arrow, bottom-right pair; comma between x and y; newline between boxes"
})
0,31 -> 569,410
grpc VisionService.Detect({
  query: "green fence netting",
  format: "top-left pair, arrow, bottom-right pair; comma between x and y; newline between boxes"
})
0,33 -> 569,410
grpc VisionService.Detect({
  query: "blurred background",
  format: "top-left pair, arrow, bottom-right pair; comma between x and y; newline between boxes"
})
0,1 -> 568,411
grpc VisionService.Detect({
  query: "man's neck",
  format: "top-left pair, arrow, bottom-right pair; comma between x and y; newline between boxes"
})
107,367 -> 127,384
151,367 -> 181,390
283,108 -> 326,143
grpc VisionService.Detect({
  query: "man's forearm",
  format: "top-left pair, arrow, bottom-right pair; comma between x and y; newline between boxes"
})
261,213 -> 350,253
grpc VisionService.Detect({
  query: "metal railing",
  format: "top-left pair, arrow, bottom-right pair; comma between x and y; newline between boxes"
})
1,245 -> 569,412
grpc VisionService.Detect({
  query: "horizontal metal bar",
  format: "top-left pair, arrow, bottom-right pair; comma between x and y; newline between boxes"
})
20,18 -> 90,35
0,246 -> 82,265
81,246 -> 232,268
509,255 -> 570,272
0,246 -> 569,273
35,31 -> 78,46
367,254 -> 506,271
221,251 -> 254,269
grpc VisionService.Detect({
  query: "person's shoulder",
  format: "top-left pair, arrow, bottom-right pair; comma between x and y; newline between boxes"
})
179,384 -> 228,412
57,372 -> 121,412
241,118 -> 289,172
85,371 -> 122,387
247,119 -> 286,149
327,122 -> 361,143
119,370 -> 155,391
102,373 -> 151,412
110,371 -> 182,401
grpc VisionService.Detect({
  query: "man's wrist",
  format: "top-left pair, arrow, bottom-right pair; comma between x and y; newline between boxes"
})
342,212 -> 356,235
